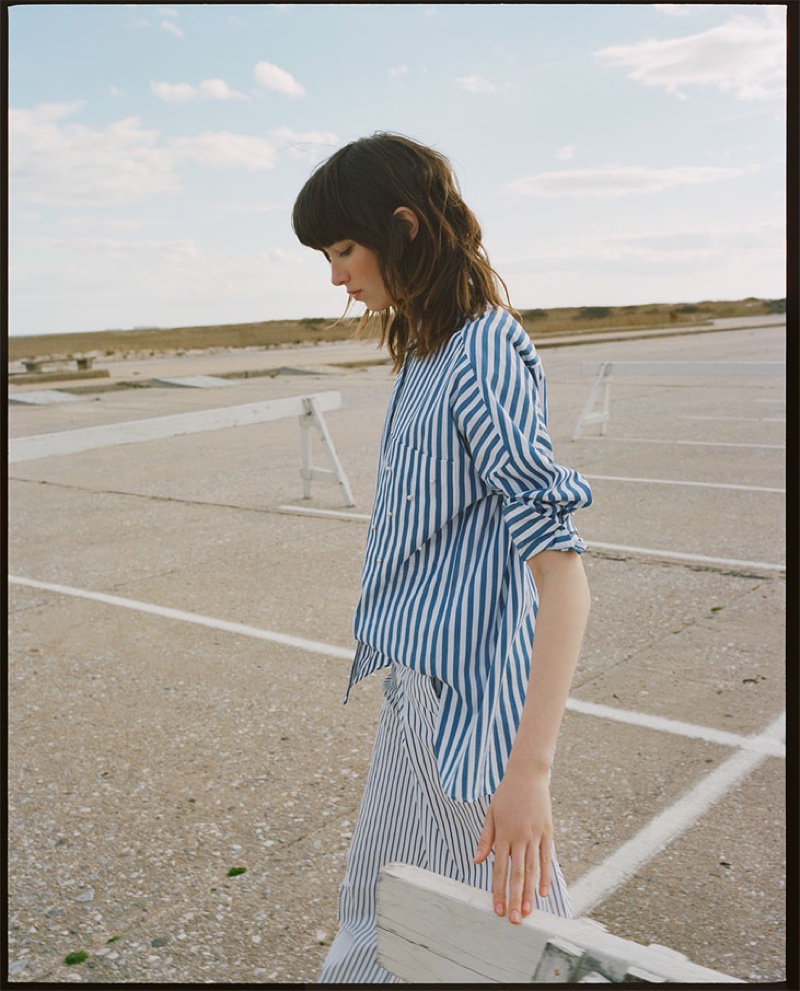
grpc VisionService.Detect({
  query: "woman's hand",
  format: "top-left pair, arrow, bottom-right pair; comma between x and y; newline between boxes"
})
473,765 -> 553,924
474,549 -> 589,925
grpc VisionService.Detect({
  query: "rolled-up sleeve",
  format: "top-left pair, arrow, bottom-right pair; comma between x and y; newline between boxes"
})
453,309 -> 592,561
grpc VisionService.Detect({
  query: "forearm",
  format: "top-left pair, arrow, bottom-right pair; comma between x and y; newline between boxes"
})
474,549 -> 589,918
505,549 -> 591,777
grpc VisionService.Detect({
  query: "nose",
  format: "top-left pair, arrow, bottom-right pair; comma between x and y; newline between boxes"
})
330,258 -> 348,287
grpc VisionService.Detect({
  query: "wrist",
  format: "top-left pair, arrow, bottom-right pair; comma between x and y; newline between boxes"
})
504,751 -> 552,779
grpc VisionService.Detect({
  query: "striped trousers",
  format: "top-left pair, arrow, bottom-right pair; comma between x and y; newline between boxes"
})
318,662 -> 571,983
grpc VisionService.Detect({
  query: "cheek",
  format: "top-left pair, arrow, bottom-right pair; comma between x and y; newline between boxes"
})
371,257 -> 389,290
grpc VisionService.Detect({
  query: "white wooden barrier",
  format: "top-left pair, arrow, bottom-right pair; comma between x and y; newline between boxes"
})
8,390 -> 354,506
572,361 -> 786,440
377,863 -> 741,984
299,394 -> 354,506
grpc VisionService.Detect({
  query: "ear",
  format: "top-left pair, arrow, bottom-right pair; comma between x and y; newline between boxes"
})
393,206 -> 419,241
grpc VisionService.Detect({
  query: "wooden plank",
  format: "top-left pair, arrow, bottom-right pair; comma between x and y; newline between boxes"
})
8,391 -> 342,463
376,863 -> 741,984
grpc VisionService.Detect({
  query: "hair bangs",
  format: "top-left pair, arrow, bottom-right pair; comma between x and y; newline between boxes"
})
291,169 -> 344,251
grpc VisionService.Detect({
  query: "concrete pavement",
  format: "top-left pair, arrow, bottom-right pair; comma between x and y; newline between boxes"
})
7,319 -> 786,983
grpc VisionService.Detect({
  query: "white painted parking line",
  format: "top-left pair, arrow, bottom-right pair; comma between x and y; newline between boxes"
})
587,541 -> 784,573
9,576 -> 784,758
276,510 -> 786,572
677,415 -> 785,424
584,474 -> 784,494
568,710 -> 785,916
8,575 -> 354,660
566,698 -> 784,757
586,437 -> 784,450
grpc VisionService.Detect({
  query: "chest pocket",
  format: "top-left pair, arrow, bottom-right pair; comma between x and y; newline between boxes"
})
374,436 -> 489,570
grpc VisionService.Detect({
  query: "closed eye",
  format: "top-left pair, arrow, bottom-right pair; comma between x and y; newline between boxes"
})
323,242 -> 353,262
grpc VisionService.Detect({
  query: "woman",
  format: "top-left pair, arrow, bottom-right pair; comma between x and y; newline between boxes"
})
292,132 -> 592,983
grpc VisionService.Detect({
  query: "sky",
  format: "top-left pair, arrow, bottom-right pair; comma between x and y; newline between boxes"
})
7,2 -> 787,338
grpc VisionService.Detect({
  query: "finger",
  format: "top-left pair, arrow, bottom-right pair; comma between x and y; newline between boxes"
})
492,845 -> 509,917
539,839 -> 553,899
507,844 -> 527,924
522,847 -> 539,917
474,812 -> 495,865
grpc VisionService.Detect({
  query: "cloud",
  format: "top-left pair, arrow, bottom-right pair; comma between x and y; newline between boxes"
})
9,102 -> 179,204
168,127 -> 338,171
198,78 -> 246,100
269,247 -> 309,264
497,221 -> 784,282
454,74 -> 499,94
555,145 -> 575,162
57,216 -> 152,231
9,103 -> 338,206
168,132 -> 282,170
151,79 -> 248,103
596,8 -> 785,101
506,164 -> 754,198
15,234 -> 201,262
270,126 -> 339,160
254,60 -> 305,97
160,19 -> 183,37
151,81 -> 197,104
214,201 -> 288,216
563,229 -> 718,263
390,65 -> 409,78
501,222 -> 785,269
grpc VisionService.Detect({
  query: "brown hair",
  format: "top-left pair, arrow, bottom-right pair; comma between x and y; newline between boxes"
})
291,132 -> 514,370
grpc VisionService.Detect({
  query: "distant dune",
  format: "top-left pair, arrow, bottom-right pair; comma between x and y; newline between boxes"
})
7,298 -> 783,362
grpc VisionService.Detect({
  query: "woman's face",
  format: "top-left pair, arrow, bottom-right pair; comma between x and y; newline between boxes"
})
324,240 -> 392,312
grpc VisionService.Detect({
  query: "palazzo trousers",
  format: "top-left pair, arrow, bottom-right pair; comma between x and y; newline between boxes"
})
318,662 -> 572,984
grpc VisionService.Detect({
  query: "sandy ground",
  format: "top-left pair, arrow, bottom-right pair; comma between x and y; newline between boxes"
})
7,318 -> 787,984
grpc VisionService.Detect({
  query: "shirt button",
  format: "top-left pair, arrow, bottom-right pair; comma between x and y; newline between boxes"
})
387,511 -> 393,518
406,495 -> 413,501
385,465 -> 393,472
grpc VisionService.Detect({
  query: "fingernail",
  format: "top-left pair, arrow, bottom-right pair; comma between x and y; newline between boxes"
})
510,910 -> 520,924
541,886 -> 549,898
523,900 -> 532,915
495,902 -> 504,916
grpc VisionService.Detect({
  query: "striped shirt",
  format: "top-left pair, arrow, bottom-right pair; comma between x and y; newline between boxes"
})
346,306 -> 592,802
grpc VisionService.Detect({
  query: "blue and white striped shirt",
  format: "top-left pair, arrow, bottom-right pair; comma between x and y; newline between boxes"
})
346,306 -> 592,802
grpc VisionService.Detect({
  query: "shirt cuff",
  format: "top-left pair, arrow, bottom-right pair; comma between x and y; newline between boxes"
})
501,500 -> 588,561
